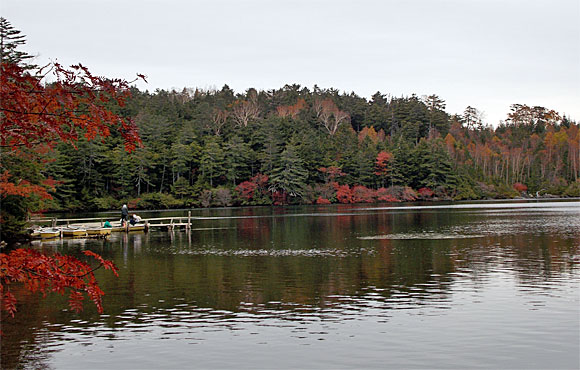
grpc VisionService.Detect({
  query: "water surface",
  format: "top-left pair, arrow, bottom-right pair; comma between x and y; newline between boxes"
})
2,200 -> 579,369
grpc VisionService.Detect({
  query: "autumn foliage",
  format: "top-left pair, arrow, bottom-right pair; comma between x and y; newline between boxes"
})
0,249 -> 118,317
418,187 -> 435,198
235,173 -> 269,203
0,61 -> 142,151
513,182 -> 528,193
0,171 -> 55,200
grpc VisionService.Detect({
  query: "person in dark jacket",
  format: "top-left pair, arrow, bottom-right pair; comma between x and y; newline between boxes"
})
121,204 -> 129,224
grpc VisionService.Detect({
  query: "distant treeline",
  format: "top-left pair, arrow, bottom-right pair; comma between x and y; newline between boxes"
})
42,85 -> 580,210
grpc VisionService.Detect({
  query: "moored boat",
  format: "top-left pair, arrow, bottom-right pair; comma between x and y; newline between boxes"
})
86,227 -> 112,236
111,223 -> 146,232
62,228 -> 87,237
39,228 -> 60,239
128,224 -> 145,232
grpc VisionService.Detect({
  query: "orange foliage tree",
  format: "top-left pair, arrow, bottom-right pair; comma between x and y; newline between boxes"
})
374,151 -> 393,187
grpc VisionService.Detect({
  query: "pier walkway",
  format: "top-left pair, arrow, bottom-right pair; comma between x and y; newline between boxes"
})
30,211 -> 198,232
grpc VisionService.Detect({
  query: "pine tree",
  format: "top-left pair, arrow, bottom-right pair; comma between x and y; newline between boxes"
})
0,17 -> 34,66
269,144 -> 308,198
200,138 -> 226,187
224,136 -> 253,185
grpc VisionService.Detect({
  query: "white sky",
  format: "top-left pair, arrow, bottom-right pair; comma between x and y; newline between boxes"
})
2,0 -> 579,125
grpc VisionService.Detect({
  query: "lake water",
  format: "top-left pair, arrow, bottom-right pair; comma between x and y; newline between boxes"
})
2,200 -> 579,369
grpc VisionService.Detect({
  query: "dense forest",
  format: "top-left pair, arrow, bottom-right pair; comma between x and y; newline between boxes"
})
36,85 -> 580,211
1,18 -> 579,218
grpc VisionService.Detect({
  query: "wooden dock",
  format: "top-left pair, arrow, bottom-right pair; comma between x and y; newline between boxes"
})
30,211 -> 198,233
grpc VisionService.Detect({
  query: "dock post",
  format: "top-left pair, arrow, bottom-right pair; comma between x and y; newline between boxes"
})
187,211 -> 191,231
52,218 -> 57,227
100,219 -> 103,227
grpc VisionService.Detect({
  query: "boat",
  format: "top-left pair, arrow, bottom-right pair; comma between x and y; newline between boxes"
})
62,227 -> 87,237
111,224 -> 125,232
111,223 -> 146,232
39,228 -> 60,239
86,227 -> 112,236
128,224 -> 145,232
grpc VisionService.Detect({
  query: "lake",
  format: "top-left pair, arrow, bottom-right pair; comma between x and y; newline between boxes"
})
2,200 -> 579,369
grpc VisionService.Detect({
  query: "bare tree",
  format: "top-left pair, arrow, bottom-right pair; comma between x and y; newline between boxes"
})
231,91 -> 260,127
209,108 -> 229,136
313,97 -> 350,135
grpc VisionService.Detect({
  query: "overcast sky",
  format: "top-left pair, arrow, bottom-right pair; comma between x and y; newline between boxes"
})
2,0 -> 579,125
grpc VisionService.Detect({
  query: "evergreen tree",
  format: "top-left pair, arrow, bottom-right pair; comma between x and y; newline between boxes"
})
199,138 -> 226,187
269,144 -> 308,198
0,17 -> 34,66
224,136 -> 253,185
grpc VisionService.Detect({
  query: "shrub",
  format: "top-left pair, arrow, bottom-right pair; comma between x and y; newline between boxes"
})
402,187 -> 418,201
316,196 -> 331,204
90,196 -> 118,211
433,186 -> 450,199
134,193 -> 181,209
476,182 -> 497,198
513,182 -> 528,193
272,191 -> 287,205
213,188 -> 232,207
385,186 -> 417,202
376,187 -> 400,202
235,173 -> 270,205
314,183 -> 337,203
235,181 -> 257,203
352,185 -> 376,203
335,184 -> 353,204
495,183 -> 519,198
563,180 -> 580,197
199,190 -> 212,208
418,187 -> 434,199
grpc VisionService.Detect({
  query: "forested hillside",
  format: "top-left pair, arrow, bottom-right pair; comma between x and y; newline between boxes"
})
39,85 -> 579,210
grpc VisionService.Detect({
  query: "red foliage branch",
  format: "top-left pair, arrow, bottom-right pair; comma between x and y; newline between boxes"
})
0,249 -> 119,317
0,171 -> 54,200
0,61 -> 143,152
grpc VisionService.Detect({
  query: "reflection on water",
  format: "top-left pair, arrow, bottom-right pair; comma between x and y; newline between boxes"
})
2,200 -> 579,369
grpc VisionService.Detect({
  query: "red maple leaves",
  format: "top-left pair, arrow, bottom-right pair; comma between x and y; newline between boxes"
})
0,61 -> 142,152
0,249 -> 119,317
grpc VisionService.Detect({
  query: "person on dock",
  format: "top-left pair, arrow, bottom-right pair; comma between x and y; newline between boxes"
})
130,214 -> 142,226
103,221 -> 112,228
121,204 -> 129,224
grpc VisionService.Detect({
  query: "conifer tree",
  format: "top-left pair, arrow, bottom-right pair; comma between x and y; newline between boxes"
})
269,144 -> 308,198
0,17 -> 34,66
